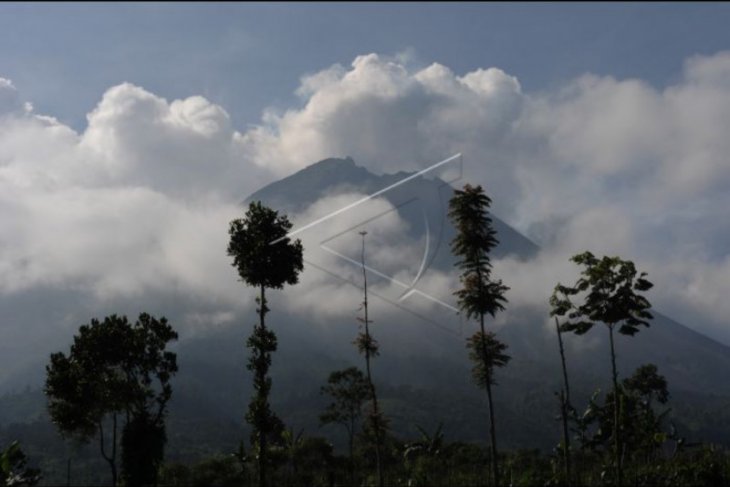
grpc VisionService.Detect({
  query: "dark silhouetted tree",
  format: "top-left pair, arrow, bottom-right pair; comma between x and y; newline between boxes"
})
551,251 -> 653,486
448,184 -> 510,487
320,366 -> 370,486
403,423 -> 445,486
228,201 -> 303,487
549,312 -> 574,484
120,313 -> 177,487
578,364 -> 670,473
624,363 -> 669,407
0,441 -> 41,486
45,313 -> 177,487
622,364 -> 670,465
353,231 -> 387,487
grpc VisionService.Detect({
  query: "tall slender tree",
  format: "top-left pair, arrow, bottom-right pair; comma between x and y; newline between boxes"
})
551,251 -> 653,486
353,230 -> 386,487
550,313 -> 573,484
228,201 -> 303,487
448,184 -> 510,487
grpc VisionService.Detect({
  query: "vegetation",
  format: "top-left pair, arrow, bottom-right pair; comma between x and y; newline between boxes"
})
0,192 -> 724,486
354,231 -> 387,487
552,316 -> 574,484
0,441 -> 40,486
320,367 -> 370,486
227,201 -> 304,487
551,252 -> 653,485
44,313 -> 177,486
449,183 -> 510,486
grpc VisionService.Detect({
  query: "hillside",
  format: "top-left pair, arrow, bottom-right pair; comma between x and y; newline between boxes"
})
3,157 -> 730,484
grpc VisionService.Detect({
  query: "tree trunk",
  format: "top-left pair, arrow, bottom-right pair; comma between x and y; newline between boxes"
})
559,390 -> 571,486
361,234 -> 384,487
348,427 -> 355,487
99,413 -> 118,487
364,327 -> 383,487
608,325 -> 621,486
555,318 -> 572,485
480,314 -> 500,487
258,284 -> 268,487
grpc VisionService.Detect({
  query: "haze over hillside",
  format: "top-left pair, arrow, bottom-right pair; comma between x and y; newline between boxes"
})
151,156 -> 730,461
4,156 -> 730,483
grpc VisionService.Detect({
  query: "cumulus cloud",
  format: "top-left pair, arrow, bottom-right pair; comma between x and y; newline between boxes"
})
240,53 -> 524,214
237,51 -> 730,343
2,47 -> 730,384
0,78 -> 27,116
0,81 -> 271,346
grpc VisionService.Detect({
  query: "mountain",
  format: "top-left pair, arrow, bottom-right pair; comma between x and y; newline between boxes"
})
4,157 -> 730,483
246,157 -> 540,262
245,157 -> 730,395
241,157 -> 730,440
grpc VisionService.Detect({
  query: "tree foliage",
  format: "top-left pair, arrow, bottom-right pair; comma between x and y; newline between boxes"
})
578,364 -> 671,467
466,331 -> 511,387
448,184 -> 509,319
227,201 -> 303,487
551,252 -> 654,486
449,183 -> 510,487
320,367 -> 370,438
227,201 -> 304,290
44,313 -> 177,486
550,251 -> 653,336
0,441 -> 41,487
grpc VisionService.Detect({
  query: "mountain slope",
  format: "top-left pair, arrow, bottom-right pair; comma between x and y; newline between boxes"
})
246,157 -> 730,386
246,157 -> 540,262
4,157 -> 730,483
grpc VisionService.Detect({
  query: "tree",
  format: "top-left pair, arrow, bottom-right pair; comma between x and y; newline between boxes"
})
448,183 -> 510,487
0,441 -> 41,487
320,367 -> 370,486
550,251 -> 653,486
227,201 -> 303,487
45,313 -> 178,487
622,364 -> 670,465
353,231 -> 387,487
121,411 -> 166,487
577,364 -> 671,473
403,423 -> 445,486
550,313 -> 575,484
120,313 -> 177,487
623,363 -> 669,407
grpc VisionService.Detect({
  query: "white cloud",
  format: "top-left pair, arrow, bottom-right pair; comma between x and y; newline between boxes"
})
240,54 -> 524,213
0,81 -> 270,324
235,50 -> 730,343
283,192 -> 456,321
1,48 -> 730,369
0,78 -> 24,115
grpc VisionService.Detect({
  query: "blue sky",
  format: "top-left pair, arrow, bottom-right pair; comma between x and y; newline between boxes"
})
2,2 -> 730,366
2,3 -> 730,130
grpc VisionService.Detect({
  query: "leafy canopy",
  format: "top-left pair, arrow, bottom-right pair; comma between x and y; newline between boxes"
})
448,184 -> 509,319
624,363 -> 669,405
320,367 -> 370,432
550,251 -> 653,336
0,441 -> 41,486
45,313 -> 178,441
245,324 -> 284,446
227,201 -> 304,289
466,331 -> 512,387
